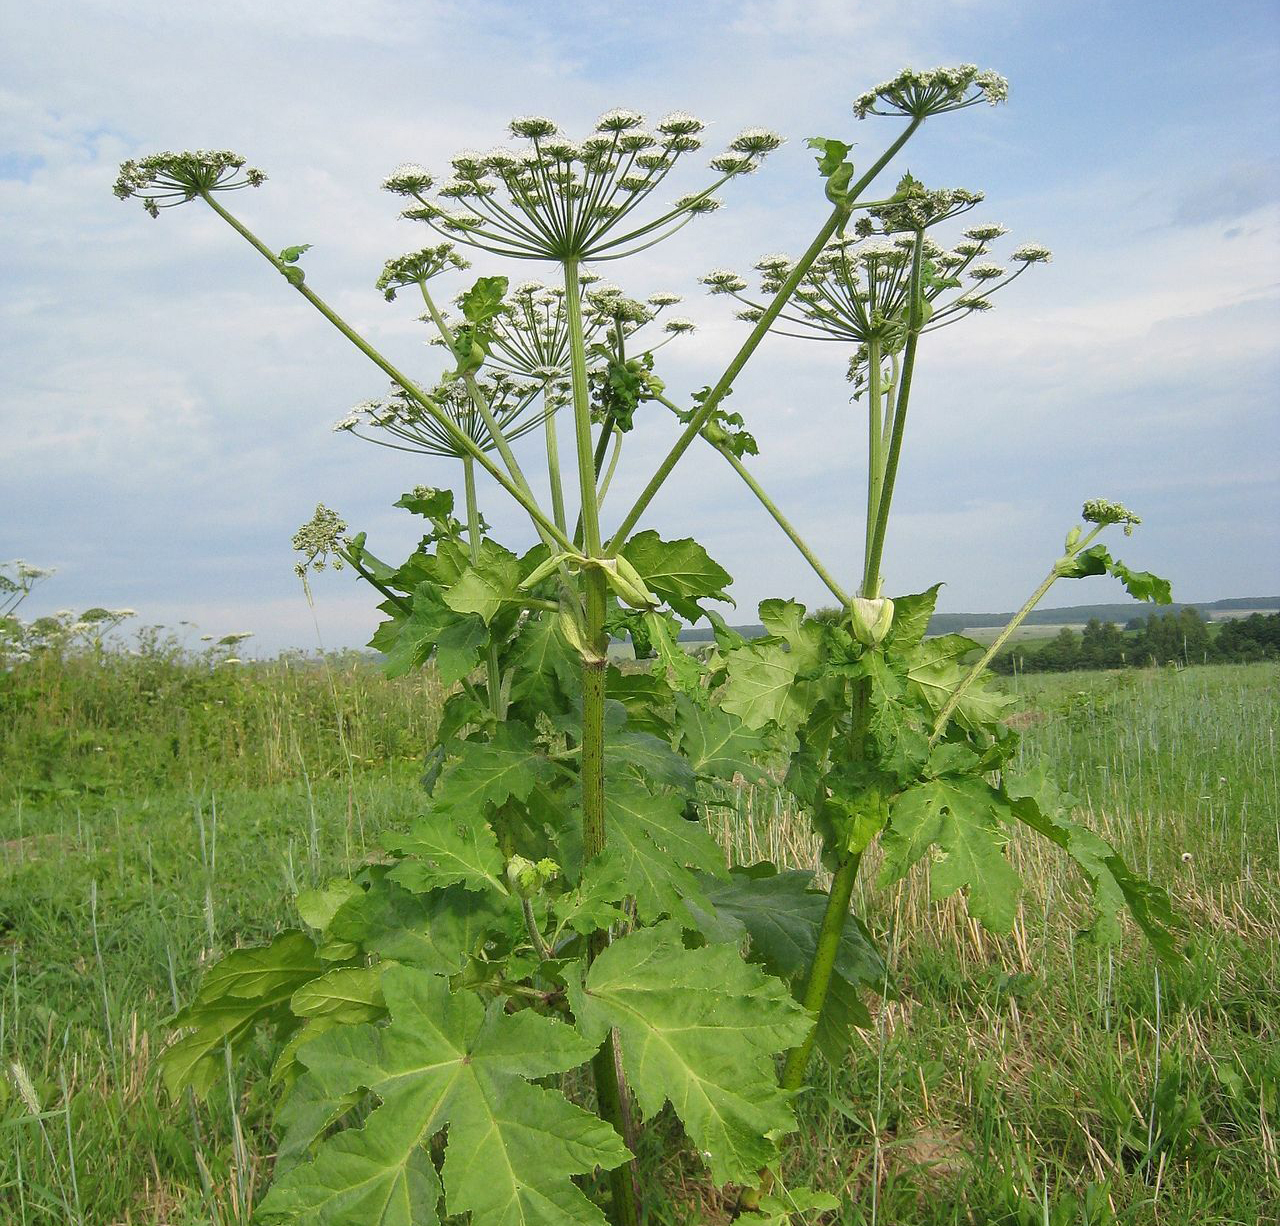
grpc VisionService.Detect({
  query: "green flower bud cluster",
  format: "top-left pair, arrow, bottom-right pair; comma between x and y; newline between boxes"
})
376,245 -> 471,300
853,64 -> 1009,120
291,504 -> 349,577
1082,499 -> 1142,535
114,150 -> 265,217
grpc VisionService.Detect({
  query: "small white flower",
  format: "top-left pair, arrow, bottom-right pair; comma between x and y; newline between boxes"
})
483,147 -> 521,171
656,111 -> 705,136
509,115 -> 559,140
539,138 -> 581,160
963,223 -> 1008,242
646,291 -> 681,306
709,153 -> 758,177
617,130 -> 657,153
596,108 -> 645,133
675,192 -> 721,213
968,263 -> 1006,280
754,254 -> 792,274
700,269 -> 748,293
1012,243 -> 1052,263
729,127 -> 784,155
663,317 -> 696,333
382,163 -> 432,194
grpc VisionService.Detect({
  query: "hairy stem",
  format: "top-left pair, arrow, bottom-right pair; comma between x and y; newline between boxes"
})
544,403 -> 569,535
863,334 -> 884,583
198,192 -> 575,552
781,850 -> 864,1083
337,550 -> 411,615
582,568 -> 640,1226
462,455 -> 505,718
566,257 -> 640,1225
862,229 -> 926,598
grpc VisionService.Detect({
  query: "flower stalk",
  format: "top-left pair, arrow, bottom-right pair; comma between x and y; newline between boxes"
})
199,192 -> 576,554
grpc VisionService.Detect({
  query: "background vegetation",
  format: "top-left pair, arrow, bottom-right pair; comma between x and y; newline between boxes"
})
989,610 -> 1280,675
1,637 -> 1275,1224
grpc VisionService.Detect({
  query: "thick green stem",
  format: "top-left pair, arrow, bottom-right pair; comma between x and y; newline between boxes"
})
654,395 -> 849,607
863,335 -> 884,583
200,194 -> 573,554
862,229 -> 926,598
565,255 -> 639,1224
463,456 -> 505,718
779,850 -> 863,1084
742,691 -> 871,1212
581,568 -> 640,1226
544,404 -> 569,535
608,116 -> 923,554
744,239 -> 927,1220
564,259 -> 604,558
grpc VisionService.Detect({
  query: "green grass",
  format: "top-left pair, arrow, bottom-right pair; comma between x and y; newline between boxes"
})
1,651 -> 1276,1224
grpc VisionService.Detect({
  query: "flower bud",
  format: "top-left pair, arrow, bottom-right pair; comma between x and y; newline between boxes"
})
850,596 -> 895,647
506,854 -> 559,898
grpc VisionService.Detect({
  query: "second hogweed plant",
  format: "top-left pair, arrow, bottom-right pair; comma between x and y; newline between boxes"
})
116,65 -> 1179,1225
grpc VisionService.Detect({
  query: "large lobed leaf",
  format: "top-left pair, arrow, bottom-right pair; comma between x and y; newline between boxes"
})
620,530 -> 733,622
603,778 -> 727,921
878,774 -> 1022,932
159,931 -> 327,1098
1005,765 -> 1182,959
260,966 -> 628,1225
694,867 -> 887,1060
674,693 -> 770,782
569,922 -> 811,1186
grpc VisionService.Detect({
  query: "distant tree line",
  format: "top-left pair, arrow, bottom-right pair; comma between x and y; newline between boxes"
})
989,610 -> 1280,675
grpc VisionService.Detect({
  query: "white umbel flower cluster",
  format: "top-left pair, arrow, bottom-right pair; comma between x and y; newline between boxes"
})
386,106 -> 782,262
853,64 -> 1009,120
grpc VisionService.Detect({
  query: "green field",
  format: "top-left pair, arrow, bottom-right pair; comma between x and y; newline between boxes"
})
1,650 -> 1276,1224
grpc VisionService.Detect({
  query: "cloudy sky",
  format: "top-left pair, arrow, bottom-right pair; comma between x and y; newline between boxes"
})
4,0 -> 1278,651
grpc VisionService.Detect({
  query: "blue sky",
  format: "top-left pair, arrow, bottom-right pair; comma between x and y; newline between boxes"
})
3,0 -> 1277,651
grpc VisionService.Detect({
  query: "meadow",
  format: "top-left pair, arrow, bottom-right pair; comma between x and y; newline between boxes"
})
1,645 -> 1276,1225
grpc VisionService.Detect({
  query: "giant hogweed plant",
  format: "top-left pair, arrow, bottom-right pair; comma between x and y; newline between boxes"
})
115,66 -> 1179,1225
